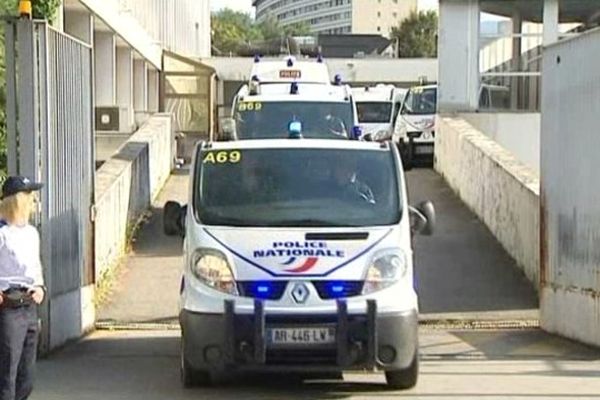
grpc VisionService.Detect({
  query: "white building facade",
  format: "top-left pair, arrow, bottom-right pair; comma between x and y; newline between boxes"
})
253,0 -> 417,36
60,0 -> 211,145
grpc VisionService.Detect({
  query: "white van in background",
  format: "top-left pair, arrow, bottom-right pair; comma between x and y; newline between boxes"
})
393,85 -> 437,166
352,85 -> 407,141
221,56 -> 361,141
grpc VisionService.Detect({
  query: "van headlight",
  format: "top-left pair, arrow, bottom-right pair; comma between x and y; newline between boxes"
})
192,250 -> 238,295
362,252 -> 408,295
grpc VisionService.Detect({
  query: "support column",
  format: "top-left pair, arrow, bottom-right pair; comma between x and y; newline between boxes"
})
438,0 -> 480,112
511,11 -> 523,110
543,0 -> 559,46
64,10 -> 93,44
116,46 -> 135,132
147,68 -> 159,113
94,32 -> 116,106
134,59 -> 148,125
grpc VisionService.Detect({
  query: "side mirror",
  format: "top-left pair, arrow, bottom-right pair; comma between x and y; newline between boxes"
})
409,200 -> 435,236
164,201 -> 187,237
219,117 -> 237,141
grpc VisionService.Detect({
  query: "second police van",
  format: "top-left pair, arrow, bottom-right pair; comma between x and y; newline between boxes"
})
352,84 -> 406,142
393,84 -> 438,165
221,56 -> 361,141
164,133 -> 435,389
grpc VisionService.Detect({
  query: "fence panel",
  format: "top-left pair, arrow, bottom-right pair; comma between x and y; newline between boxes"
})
4,20 -> 94,351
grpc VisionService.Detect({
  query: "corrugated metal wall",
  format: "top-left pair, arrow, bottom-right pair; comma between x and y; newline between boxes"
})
541,28 -> 600,346
45,26 -> 95,295
117,0 -> 211,57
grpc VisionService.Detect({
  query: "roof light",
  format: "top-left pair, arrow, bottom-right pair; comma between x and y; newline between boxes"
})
254,54 -> 261,63
290,81 -> 299,95
351,126 -> 363,140
249,78 -> 260,95
287,58 -> 294,67
317,53 -> 324,63
288,121 -> 303,139
334,74 -> 342,86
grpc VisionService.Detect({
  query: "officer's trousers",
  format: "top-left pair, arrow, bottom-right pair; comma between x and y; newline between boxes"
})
0,305 -> 38,400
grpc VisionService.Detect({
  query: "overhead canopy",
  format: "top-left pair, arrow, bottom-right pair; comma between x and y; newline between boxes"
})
480,0 -> 600,24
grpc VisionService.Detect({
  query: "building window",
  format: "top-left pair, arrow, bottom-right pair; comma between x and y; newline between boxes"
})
377,12 -> 381,17
377,26 -> 381,32
393,12 -> 397,18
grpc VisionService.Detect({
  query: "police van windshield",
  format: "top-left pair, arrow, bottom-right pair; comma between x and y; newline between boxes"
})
402,87 -> 437,115
195,148 -> 401,227
356,102 -> 393,123
234,102 -> 353,140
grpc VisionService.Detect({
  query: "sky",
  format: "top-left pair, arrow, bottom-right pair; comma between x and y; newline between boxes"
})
210,0 -> 439,14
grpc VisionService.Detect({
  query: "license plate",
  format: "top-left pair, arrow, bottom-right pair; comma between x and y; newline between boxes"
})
269,327 -> 335,345
415,145 -> 434,155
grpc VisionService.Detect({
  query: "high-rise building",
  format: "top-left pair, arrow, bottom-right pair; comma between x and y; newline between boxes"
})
253,0 -> 418,37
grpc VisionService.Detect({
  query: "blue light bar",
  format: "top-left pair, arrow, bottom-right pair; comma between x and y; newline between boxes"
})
256,285 -> 270,294
287,58 -> 294,67
334,74 -> 342,86
317,53 -> 324,63
325,281 -> 347,298
331,285 -> 344,293
254,54 -> 260,63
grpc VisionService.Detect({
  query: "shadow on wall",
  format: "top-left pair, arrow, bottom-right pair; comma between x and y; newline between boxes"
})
113,141 -> 152,224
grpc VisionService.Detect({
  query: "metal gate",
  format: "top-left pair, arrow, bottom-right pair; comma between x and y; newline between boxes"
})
5,20 -> 94,352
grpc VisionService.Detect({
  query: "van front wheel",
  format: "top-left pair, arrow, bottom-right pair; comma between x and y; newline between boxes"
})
384,353 -> 419,390
181,350 -> 211,387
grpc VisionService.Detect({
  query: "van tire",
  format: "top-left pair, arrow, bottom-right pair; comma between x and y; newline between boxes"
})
397,141 -> 412,171
164,201 -> 182,236
384,353 -> 419,390
181,354 -> 211,388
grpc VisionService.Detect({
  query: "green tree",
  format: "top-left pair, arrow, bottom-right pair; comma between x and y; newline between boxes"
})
211,9 -> 312,55
211,9 -> 261,55
0,0 -> 61,177
391,10 -> 438,58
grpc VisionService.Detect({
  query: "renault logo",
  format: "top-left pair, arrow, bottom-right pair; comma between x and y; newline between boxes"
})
291,283 -> 309,304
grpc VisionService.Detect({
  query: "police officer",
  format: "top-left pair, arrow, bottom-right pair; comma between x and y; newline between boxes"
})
0,176 -> 45,400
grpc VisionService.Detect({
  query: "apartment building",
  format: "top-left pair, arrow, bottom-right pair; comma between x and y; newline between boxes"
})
253,0 -> 418,36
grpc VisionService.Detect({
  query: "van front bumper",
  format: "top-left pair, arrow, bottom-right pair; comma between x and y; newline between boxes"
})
180,299 -> 418,372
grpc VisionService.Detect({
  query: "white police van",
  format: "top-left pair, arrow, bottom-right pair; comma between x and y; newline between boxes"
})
352,85 -> 407,141
164,134 -> 435,389
221,57 -> 361,141
393,84 -> 437,165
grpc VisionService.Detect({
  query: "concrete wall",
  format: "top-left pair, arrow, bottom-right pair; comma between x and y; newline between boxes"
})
541,28 -> 600,347
94,114 -> 174,281
435,116 -> 540,287
49,285 -> 95,349
462,113 -> 540,174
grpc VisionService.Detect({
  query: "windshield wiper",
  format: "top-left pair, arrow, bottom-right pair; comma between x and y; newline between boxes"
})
200,215 -> 261,227
271,219 -> 357,227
